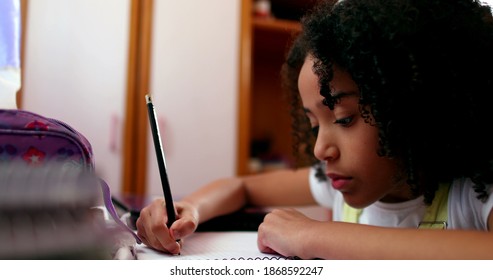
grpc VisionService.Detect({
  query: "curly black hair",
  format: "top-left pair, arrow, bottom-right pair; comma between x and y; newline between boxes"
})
300,0 -> 493,204
281,36 -> 315,166
280,35 -> 327,181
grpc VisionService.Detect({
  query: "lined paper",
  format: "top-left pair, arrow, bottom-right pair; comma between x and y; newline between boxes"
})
136,232 -> 287,260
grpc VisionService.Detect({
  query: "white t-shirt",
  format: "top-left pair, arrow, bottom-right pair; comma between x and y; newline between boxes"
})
309,167 -> 493,230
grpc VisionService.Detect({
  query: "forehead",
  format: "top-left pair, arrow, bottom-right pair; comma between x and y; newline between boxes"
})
298,56 -> 358,99
298,55 -> 318,95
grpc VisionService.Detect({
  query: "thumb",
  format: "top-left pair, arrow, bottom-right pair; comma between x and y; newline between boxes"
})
169,215 -> 198,241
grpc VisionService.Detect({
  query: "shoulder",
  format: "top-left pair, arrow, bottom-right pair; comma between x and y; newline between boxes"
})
448,178 -> 493,230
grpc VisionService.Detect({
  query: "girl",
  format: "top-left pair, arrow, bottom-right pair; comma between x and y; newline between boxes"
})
136,35 -> 319,256
137,0 -> 493,259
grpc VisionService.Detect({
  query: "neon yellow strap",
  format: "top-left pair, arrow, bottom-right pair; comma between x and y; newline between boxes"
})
418,183 -> 450,229
342,203 -> 362,223
342,183 -> 450,229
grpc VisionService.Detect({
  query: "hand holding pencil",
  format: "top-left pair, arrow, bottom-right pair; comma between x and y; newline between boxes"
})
136,94 -> 193,254
136,198 -> 200,254
145,94 -> 177,227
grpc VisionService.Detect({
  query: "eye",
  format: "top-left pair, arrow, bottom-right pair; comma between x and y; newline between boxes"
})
334,116 -> 354,127
311,126 -> 319,137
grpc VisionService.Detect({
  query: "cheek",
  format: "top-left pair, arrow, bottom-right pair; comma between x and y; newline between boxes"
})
345,124 -> 397,177
355,135 -> 403,192
349,123 -> 380,157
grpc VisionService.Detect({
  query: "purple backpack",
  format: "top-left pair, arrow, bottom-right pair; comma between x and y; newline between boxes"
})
0,109 -> 94,168
0,109 -> 141,244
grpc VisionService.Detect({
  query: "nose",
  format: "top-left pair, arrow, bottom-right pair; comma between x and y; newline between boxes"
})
313,128 -> 339,162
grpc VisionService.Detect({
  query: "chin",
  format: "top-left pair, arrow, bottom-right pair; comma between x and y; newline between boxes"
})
342,194 -> 373,209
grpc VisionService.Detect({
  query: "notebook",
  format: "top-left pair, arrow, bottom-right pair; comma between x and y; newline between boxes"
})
134,231 -> 290,260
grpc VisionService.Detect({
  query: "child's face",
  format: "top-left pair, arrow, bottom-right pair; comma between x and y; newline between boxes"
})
299,56 -> 412,208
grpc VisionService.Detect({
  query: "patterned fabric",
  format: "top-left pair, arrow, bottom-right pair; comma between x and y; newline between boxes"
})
0,109 -> 93,169
0,109 -> 142,244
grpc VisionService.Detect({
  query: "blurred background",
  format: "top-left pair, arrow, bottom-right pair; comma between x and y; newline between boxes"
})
4,0 -> 491,203
1,0 -> 321,201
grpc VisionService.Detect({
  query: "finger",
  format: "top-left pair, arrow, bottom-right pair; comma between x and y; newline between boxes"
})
259,245 -> 278,255
148,201 -> 181,254
169,216 -> 197,241
136,231 -> 150,247
257,232 -> 279,255
136,199 -> 179,253
257,223 -> 273,254
168,202 -> 199,240
136,207 -> 154,248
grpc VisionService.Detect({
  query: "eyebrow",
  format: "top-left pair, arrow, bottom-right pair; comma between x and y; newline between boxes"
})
330,91 -> 359,100
303,107 -> 316,117
302,91 -> 359,113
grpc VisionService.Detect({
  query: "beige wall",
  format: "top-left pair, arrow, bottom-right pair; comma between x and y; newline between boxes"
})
146,0 -> 240,198
22,0 -> 239,198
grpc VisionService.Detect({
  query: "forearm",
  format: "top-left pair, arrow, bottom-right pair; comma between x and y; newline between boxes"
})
180,177 -> 248,223
179,167 -> 314,224
306,222 -> 493,259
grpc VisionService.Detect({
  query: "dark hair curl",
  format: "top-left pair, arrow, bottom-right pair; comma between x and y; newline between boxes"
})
301,0 -> 493,204
281,35 -> 327,181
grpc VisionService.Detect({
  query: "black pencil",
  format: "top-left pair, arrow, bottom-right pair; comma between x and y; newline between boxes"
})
145,94 -> 177,228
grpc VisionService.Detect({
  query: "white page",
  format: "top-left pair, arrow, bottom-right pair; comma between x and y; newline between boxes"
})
136,232 -> 289,260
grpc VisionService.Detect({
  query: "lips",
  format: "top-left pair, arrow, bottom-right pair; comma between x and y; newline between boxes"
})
327,173 -> 352,190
